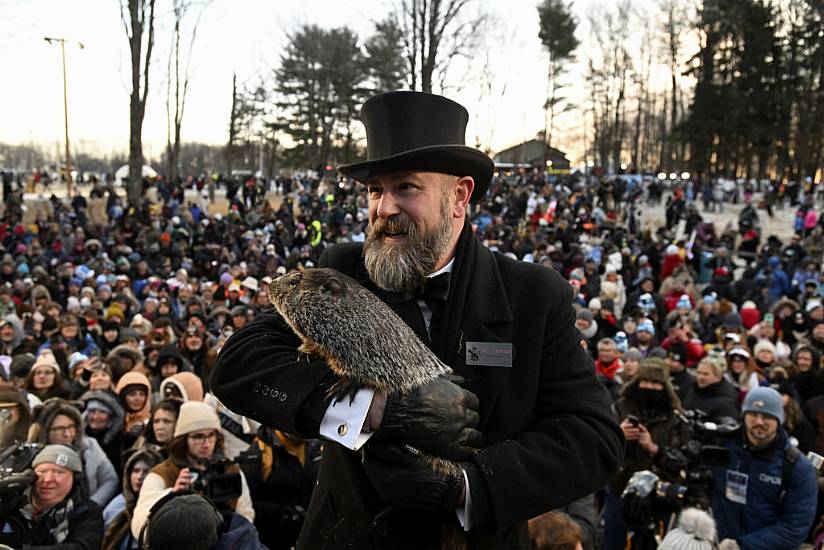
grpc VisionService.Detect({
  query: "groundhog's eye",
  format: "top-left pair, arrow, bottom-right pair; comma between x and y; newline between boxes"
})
319,279 -> 343,294
288,276 -> 301,287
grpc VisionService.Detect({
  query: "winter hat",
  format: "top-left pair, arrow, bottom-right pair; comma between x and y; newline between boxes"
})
676,294 -> 692,310
740,301 -> 761,329
10,353 -> 36,379
577,309 -> 594,323
665,244 -> 679,256
701,293 -> 717,305
753,339 -> 777,359
806,299 -> 822,313
219,272 -> 233,286
32,352 -> 61,375
67,352 -> 88,374
722,312 -> 743,330
637,357 -> 670,384
84,398 -> 114,416
32,444 -> 83,473
588,298 -> 602,311
637,319 -> 655,335
623,348 -> 642,363
742,386 -> 785,423
658,508 -> 716,550
638,293 -> 656,311
144,493 -> 222,550
727,346 -> 750,360
173,401 -> 220,437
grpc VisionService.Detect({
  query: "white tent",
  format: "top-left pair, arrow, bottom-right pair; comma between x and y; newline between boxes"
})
114,164 -> 157,185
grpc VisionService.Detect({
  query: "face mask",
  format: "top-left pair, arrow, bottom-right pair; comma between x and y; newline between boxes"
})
637,388 -> 669,410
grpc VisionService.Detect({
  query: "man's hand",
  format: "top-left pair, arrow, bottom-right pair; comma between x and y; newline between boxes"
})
363,442 -> 465,511
379,377 -> 482,461
620,419 -> 658,456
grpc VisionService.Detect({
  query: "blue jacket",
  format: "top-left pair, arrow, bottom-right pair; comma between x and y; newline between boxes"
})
712,431 -> 818,550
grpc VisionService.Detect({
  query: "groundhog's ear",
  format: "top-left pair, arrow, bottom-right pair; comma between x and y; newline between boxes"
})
320,279 -> 343,295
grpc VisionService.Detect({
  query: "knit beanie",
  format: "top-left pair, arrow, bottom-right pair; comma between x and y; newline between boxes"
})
753,339 -> 777,359
173,401 -> 220,437
145,493 -> 221,550
9,353 -> 36,379
742,386 -> 785,424
32,444 -> 83,473
658,508 -> 716,550
32,352 -> 61,376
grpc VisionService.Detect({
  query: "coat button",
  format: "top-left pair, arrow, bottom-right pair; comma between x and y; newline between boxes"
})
338,423 -> 348,436
278,392 -> 287,402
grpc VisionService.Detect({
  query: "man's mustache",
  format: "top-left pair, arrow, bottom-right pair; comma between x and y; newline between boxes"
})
369,217 -> 413,237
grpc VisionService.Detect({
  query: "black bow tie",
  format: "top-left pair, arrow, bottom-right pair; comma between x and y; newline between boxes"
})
373,272 -> 451,305
422,272 -> 451,305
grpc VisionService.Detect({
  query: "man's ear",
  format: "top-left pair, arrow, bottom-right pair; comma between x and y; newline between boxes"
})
453,176 -> 474,218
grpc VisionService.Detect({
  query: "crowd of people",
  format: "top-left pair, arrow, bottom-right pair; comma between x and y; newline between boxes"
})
1,166 -> 824,549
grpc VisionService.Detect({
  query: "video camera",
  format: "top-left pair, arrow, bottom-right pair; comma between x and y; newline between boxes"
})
0,443 -> 42,545
189,456 -> 242,512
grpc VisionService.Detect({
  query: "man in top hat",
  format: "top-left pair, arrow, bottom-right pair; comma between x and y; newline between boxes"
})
211,91 -> 622,549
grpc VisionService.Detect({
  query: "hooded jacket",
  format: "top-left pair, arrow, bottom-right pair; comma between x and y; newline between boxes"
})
158,371 -> 203,402
101,446 -> 164,550
32,399 -> 119,507
0,314 -> 24,355
115,371 -> 153,434
80,389 -> 126,473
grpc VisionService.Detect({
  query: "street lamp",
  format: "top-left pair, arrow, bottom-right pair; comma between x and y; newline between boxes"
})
44,36 -> 84,198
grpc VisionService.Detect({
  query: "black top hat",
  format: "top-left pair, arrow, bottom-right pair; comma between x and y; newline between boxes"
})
337,91 -> 494,202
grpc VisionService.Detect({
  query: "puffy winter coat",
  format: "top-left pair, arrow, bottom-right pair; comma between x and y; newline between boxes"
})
682,379 -> 740,422
711,431 -> 818,550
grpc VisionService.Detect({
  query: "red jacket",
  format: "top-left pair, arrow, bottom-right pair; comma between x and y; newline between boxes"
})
661,336 -> 705,367
595,357 -> 623,380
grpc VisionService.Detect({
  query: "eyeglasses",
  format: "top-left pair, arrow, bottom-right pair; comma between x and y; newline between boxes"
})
49,424 -> 76,435
187,431 -> 218,443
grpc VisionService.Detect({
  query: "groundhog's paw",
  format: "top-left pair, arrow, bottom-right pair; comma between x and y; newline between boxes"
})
326,375 -> 360,405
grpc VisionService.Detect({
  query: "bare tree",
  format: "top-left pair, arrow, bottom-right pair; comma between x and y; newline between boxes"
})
165,0 -> 208,183
395,0 -> 482,93
121,0 -> 156,205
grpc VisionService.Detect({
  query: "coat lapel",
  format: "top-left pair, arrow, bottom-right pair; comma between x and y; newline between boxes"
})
439,225 -> 513,432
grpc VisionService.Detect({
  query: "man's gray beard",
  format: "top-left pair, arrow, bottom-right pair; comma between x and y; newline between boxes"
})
363,200 -> 453,293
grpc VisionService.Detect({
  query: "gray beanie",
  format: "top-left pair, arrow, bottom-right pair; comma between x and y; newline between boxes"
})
658,508 -> 716,550
32,444 -> 83,473
742,387 -> 785,424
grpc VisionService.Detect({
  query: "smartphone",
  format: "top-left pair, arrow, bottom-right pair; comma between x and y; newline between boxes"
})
626,414 -> 640,427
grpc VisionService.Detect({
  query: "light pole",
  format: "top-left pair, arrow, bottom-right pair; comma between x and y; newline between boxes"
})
44,36 -> 83,198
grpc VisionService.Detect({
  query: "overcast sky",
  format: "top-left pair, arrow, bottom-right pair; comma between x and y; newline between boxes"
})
0,0 -> 689,164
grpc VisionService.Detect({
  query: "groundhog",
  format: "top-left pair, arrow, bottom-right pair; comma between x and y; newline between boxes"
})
268,268 -> 460,475
269,267 -> 469,550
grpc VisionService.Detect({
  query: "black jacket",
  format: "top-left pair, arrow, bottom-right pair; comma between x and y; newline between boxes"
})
211,224 -> 623,550
682,379 -> 740,422
0,496 -> 103,550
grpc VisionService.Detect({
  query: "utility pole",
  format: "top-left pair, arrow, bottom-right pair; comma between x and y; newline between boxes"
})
44,36 -> 84,198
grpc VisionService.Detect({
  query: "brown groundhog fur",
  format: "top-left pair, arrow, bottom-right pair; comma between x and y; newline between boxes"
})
268,267 -> 461,478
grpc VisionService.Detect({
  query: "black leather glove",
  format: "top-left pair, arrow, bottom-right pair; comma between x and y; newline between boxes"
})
363,442 -> 465,511
380,377 -> 482,461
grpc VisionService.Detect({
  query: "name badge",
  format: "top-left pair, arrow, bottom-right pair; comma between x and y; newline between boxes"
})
465,342 -> 513,368
725,470 -> 748,505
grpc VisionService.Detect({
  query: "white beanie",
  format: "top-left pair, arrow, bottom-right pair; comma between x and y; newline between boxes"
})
32,352 -> 61,376
658,508 -> 717,550
753,339 -> 777,358
174,401 -> 220,437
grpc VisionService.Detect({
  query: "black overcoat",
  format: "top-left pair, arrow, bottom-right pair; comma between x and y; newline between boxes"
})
211,223 -> 623,549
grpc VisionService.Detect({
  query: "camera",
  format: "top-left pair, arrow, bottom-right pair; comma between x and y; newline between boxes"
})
0,443 -> 42,545
190,456 -> 242,510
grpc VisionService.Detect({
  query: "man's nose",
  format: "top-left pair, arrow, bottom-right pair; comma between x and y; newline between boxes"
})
376,192 -> 400,219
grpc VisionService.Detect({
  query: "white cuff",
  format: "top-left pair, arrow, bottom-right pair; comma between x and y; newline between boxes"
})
319,387 -> 375,451
456,469 -> 472,531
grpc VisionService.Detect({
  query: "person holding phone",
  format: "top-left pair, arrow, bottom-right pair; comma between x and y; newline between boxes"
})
602,357 -> 692,550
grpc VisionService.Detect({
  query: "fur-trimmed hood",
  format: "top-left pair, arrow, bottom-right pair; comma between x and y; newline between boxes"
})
79,389 -> 125,446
